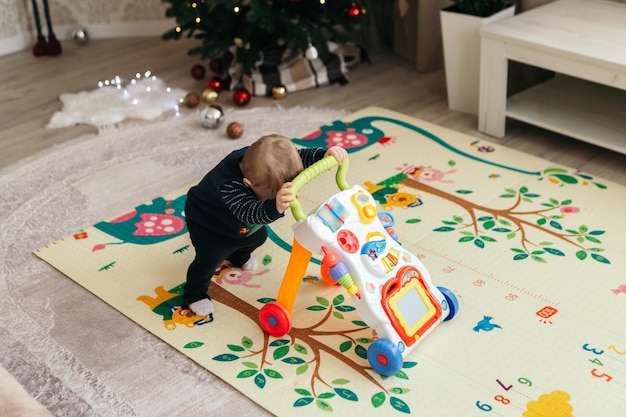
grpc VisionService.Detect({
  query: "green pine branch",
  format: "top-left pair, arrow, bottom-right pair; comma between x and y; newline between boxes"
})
162,0 -> 386,75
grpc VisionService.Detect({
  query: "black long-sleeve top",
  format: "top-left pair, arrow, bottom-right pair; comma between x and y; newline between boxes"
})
185,146 -> 326,237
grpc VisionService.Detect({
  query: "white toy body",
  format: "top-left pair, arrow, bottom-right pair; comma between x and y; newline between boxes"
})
258,158 -> 458,377
293,185 -> 457,375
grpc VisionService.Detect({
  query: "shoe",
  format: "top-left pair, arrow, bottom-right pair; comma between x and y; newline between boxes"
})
241,256 -> 258,271
189,298 -> 214,317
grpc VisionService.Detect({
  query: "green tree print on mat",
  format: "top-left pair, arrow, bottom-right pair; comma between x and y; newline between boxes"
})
374,169 -> 610,265
210,289 -> 416,414
199,155 -> 611,412
430,185 -> 609,264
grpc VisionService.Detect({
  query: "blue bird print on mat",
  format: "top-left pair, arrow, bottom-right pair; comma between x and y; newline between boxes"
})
473,316 -> 502,332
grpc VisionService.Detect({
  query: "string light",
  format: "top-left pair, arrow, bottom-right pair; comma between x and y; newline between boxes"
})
95,71 -> 187,116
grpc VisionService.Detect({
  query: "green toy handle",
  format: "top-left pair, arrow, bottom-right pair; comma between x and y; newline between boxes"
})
289,156 -> 350,221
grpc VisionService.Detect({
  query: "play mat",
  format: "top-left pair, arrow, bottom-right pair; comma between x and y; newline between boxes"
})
36,106 -> 626,416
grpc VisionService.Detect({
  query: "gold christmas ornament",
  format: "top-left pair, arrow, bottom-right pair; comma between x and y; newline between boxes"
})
226,122 -> 244,139
272,85 -> 288,100
202,88 -> 219,104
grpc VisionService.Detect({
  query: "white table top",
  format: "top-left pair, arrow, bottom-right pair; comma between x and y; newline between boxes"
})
480,0 -> 626,70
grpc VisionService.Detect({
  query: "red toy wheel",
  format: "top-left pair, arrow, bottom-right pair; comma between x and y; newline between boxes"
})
259,302 -> 292,337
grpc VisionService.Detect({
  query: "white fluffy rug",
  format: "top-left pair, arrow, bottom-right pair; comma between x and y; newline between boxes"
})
46,74 -> 188,128
0,106 -> 346,417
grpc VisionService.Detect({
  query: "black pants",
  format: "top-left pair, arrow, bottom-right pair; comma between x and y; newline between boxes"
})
182,218 -> 267,308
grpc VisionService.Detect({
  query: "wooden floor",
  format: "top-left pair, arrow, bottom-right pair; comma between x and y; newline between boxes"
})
1,37 -> 624,186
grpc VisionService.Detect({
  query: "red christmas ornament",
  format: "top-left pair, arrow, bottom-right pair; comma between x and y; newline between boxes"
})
232,88 -> 251,107
206,76 -> 223,93
191,64 -> 206,80
345,4 -> 363,18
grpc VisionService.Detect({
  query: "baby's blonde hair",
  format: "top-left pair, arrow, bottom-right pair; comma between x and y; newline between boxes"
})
241,134 -> 304,197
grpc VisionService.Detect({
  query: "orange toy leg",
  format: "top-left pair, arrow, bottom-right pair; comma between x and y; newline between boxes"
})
276,238 -> 312,316
259,238 -> 312,337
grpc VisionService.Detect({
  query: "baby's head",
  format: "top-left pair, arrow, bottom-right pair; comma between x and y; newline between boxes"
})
241,134 -> 304,200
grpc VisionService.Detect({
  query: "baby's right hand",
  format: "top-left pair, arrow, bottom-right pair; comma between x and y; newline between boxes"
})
276,182 -> 295,213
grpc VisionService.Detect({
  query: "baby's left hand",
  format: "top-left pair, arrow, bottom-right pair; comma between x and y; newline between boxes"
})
325,146 -> 348,163
275,182 -> 295,214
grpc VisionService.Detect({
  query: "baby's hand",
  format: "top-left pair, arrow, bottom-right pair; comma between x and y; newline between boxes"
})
276,182 -> 295,213
325,146 -> 348,163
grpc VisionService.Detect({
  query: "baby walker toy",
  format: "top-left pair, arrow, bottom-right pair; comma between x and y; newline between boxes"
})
258,156 -> 459,376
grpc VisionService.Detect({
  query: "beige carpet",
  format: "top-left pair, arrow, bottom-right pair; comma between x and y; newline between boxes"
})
4,106 -> 625,416
1,106 -> 344,417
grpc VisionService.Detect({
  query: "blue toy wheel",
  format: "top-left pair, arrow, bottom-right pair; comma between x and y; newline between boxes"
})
437,286 -> 459,321
367,339 -> 403,377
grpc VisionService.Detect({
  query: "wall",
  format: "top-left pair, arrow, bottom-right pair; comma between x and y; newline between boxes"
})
392,0 -> 626,73
4,0 -> 625,59
0,0 -> 169,56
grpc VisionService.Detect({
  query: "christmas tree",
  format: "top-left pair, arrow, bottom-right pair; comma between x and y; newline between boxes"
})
162,0 -> 379,95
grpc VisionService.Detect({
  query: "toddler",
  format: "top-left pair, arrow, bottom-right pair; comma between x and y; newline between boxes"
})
183,134 -> 348,317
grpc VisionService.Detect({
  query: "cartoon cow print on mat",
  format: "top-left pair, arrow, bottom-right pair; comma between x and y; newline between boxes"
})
92,195 -> 187,251
137,283 -> 212,330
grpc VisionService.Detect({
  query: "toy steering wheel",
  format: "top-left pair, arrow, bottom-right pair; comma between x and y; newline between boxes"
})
289,156 -> 350,221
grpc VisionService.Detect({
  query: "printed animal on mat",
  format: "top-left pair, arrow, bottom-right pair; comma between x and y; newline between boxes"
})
137,284 -> 212,330
214,266 -> 270,288
473,316 -> 502,332
363,179 -> 422,210
403,164 -> 457,183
